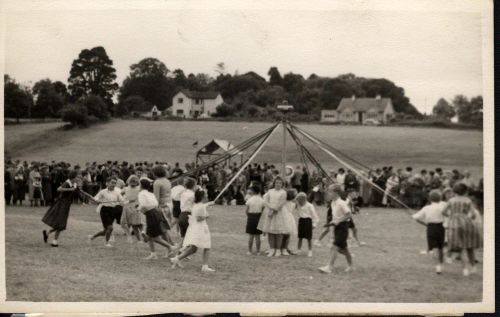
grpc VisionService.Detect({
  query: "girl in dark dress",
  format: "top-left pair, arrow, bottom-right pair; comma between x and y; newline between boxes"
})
13,169 -> 27,205
42,171 -> 80,247
41,166 -> 53,206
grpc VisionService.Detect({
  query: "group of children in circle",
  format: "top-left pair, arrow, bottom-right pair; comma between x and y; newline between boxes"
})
41,164 -> 481,276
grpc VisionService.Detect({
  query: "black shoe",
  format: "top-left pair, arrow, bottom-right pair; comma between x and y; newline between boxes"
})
43,230 -> 48,243
50,243 -> 58,247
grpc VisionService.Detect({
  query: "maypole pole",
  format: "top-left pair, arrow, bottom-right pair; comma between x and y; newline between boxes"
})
277,100 -> 294,182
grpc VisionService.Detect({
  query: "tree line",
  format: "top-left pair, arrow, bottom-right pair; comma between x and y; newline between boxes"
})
4,45 -> 482,127
432,96 -> 483,128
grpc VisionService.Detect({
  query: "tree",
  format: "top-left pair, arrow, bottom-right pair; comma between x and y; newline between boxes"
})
4,75 -> 33,122
453,94 -> 483,126
213,103 -> 235,117
319,79 -> 353,109
67,46 -> 119,112
432,98 -> 455,121
116,95 -> 149,117
61,103 -> 88,127
119,57 -> 176,111
53,81 -> 70,103
282,72 -> 305,95
31,79 -> 65,118
81,95 -> 109,121
468,96 -> 483,127
215,72 -> 267,101
172,69 -> 187,87
268,67 -> 283,86
360,78 -> 421,118
130,57 -> 169,78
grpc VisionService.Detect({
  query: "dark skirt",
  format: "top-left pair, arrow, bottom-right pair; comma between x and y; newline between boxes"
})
100,206 -> 122,228
298,217 -> 313,240
33,188 -> 42,199
42,197 -> 72,231
246,213 -> 262,235
178,211 -> 191,238
427,223 -> 445,250
172,200 -> 181,218
145,208 -> 164,238
334,221 -> 350,250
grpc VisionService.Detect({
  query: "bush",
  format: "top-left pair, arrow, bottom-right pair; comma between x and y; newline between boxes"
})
213,103 -> 236,117
247,105 -> 259,116
61,104 -> 88,127
81,95 -> 110,121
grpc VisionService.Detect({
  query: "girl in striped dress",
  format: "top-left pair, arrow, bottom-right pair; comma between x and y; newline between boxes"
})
443,183 -> 481,276
120,175 -> 143,242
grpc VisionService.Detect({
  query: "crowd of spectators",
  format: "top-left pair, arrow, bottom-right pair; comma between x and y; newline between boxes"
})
4,159 -> 483,212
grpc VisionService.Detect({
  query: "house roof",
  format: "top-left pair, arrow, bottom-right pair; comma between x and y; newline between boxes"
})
197,139 -> 243,156
337,97 -> 391,112
179,89 -> 220,100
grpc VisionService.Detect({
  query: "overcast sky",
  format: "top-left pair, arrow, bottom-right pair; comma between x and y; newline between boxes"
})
4,3 -> 485,114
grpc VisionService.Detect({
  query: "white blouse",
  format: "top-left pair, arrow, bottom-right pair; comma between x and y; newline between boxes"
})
137,190 -> 159,212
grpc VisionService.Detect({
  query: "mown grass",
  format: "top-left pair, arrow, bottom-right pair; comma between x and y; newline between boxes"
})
6,204 -> 482,302
4,119 -> 483,176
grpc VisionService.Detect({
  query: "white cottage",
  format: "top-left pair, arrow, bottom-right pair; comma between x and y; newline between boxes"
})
321,95 -> 395,124
171,89 -> 224,119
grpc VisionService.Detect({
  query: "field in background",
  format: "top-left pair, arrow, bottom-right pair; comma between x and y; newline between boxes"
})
4,120 -> 484,176
6,204 -> 482,302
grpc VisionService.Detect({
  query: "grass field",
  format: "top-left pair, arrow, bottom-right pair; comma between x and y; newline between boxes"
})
4,120 -> 484,176
6,204 -> 483,302
4,120 -> 484,302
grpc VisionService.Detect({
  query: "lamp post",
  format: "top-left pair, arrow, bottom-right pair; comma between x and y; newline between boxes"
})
277,101 -> 294,180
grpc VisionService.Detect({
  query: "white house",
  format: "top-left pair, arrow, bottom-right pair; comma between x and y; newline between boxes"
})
321,95 -> 395,124
171,89 -> 224,119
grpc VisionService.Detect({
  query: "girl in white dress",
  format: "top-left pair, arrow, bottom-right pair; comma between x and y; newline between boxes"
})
280,188 -> 298,256
258,177 -> 287,257
170,190 -> 215,272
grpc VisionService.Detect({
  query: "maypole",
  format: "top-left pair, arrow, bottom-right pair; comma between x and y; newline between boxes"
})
277,101 -> 294,180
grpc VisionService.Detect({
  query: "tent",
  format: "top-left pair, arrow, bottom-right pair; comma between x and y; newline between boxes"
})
196,139 -> 244,166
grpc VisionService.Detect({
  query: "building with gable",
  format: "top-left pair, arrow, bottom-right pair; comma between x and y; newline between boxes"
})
321,95 -> 395,124
171,89 -> 224,119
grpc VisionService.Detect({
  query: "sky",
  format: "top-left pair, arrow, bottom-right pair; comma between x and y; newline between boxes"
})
3,2 -> 485,114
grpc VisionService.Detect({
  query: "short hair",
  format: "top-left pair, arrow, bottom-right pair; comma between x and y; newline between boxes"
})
250,185 -> 261,194
152,165 -> 167,178
184,177 -> 196,190
127,175 -> 139,186
428,190 -> 442,203
194,189 -> 206,203
296,192 -> 307,202
453,183 -> 468,196
68,170 -> 78,180
106,176 -> 117,183
286,188 -> 297,201
140,178 -> 152,190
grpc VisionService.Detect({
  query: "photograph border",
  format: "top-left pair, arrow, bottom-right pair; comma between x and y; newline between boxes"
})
0,0 -> 494,315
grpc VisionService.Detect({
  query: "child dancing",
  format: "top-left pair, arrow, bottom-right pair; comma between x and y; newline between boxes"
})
170,190 -> 215,272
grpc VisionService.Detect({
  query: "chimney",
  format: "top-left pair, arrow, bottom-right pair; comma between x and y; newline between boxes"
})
351,95 -> 356,100
376,94 -> 381,100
